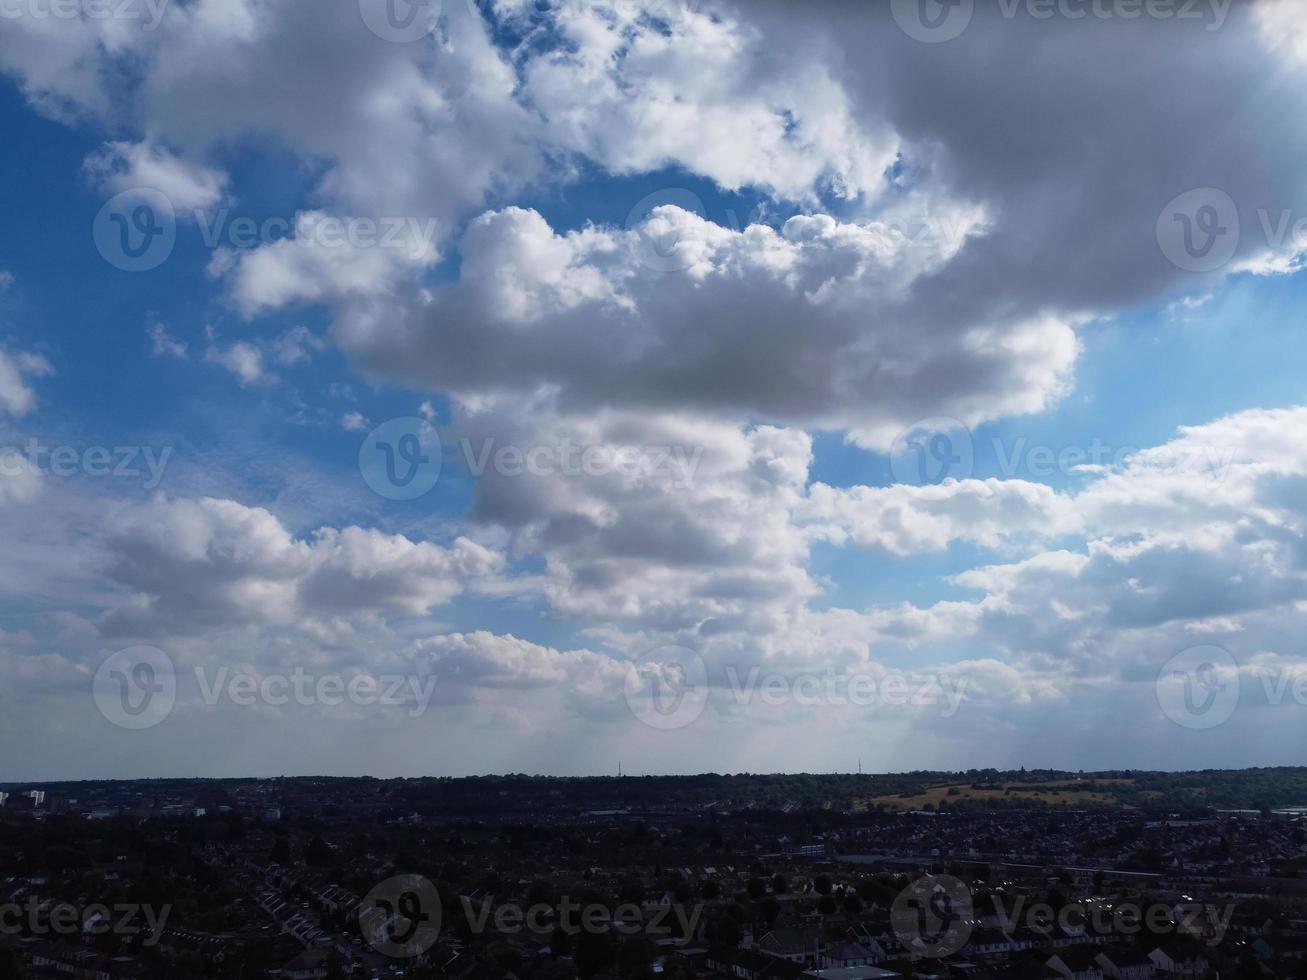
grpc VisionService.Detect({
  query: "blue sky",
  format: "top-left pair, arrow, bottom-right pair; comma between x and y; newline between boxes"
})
3,0 -> 1307,779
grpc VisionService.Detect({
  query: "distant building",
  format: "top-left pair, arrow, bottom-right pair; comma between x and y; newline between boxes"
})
8,791 -> 43,811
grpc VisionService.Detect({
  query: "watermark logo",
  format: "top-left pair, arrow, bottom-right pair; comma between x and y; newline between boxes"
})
459,895 -> 703,937
93,645 -> 176,730
624,644 -> 709,731
891,0 -> 974,42
625,188 -> 709,274
360,416 -> 443,500
0,899 -> 171,946
1156,644 -> 1239,730
890,417 -> 975,485
893,0 -> 1230,40
887,421 -> 1235,486
358,0 -> 440,42
1157,187 -> 1240,273
723,667 -> 967,716
456,437 -> 704,488
989,893 -> 1233,947
0,440 -> 172,489
360,875 -> 442,958
93,188 -> 176,273
0,0 -> 170,30
197,210 -> 439,253
193,666 -> 436,717
890,875 -> 972,959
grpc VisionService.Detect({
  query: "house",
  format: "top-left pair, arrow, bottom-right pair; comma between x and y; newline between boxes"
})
707,948 -> 808,980
1094,948 -> 1156,979
821,940 -> 882,968
277,950 -> 330,980
1147,945 -> 1207,976
1046,946 -> 1104,980
26,941 -> 138,980
964,927 -> 1018,957
756,929 -> 824,966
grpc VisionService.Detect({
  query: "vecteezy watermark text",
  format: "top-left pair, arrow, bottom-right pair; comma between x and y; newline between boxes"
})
891,0 -> 1231,44
93,189 -> 439,273
1157,645 -> 1307,731
459,895 -> 703,938
93,646 -> 437,730
890,875 -> 1234,961
0,899 -> 171,946
1157,189 -> 1307,274
990,893 -> 1233,947
359,416 -> 708,501
723,666 -> 967,715
889,416 -> 1234,486
0,439 -> 171,489
623,645 -> 969,732
197,210 -> 438,253
456,438 -> 704,487
0,0 -> 168,30
359,874 -> 704,962
193,666 -> 436,717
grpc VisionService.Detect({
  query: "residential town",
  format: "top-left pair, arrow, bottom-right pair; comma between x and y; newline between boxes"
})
3,772 -> 1307,980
